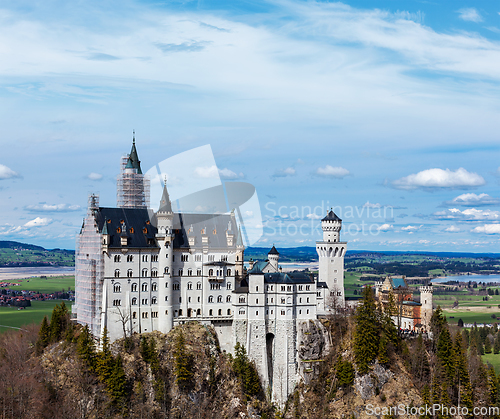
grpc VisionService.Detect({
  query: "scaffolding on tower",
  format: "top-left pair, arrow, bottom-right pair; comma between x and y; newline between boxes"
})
116,155 -> 150,208
74,193 -> 104,337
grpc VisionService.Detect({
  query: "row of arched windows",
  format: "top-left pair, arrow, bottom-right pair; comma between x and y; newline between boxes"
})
207,295 -> 231,303
114,269 -> 158,278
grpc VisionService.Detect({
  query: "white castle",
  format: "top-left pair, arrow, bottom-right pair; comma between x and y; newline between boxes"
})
74,140 -> 349,404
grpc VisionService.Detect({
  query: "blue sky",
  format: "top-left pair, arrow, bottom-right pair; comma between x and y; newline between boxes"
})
1,0 -> 500,252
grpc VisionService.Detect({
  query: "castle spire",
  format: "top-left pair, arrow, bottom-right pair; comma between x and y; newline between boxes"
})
158,179 -> 172,213
125,132 -> 142,174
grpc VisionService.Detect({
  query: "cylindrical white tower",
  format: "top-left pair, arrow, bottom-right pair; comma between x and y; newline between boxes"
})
321,210 -> 342,243
419,285 -> 433,329
268,246 -> 279,271
157,183 -> 174,333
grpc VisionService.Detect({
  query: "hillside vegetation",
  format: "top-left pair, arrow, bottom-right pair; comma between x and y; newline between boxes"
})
0,241 -> 74,267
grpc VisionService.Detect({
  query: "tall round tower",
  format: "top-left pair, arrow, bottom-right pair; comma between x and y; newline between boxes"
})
419,285 -> 434,330
157,182 -> 174,333
268,245 -> 279,272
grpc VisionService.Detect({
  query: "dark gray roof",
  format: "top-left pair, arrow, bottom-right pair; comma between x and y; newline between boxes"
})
170,213 -> 239,250
125,138 -> 143,174
317,282 -> 328,288
248,261 -> 268,273
96,207 -> 158,248
262,271 -> 313,284
158,184 -> 172,212
268,245 -> 279,255
322,210 -> 342,222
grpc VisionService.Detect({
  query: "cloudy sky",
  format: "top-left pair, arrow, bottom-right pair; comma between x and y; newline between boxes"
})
1,0 -> 500,252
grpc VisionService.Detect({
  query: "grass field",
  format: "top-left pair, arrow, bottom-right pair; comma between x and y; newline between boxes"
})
0,299 -> 73,332
11,275 -> 75,293
443,309 -> 500,326
482,353 -> 500,374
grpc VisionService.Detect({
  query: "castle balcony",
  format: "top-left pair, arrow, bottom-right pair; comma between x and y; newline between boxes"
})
208,276 -> 225,283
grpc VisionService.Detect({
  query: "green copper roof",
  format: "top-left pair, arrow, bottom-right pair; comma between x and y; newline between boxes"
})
125,136 -> 142,174
101,220 -> 109,235
158,183 -> 172,212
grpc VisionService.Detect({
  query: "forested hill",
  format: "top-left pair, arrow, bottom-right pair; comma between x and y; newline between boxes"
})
0,241 -> 74,267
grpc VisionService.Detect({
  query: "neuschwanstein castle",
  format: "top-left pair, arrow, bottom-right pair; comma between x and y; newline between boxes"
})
74,139 -> 432,404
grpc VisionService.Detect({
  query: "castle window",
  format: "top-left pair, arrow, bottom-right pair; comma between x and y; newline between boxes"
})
197,282 -> 202,290
188,297 -> 191,303
287,286 -> 291,292
271,310 -> 273,315
178,309 -> 183,316
142,283 -> 148,292
226,295 -> 231,303
287,297 -> 291,304
173,283 -> 180,290
300,298 -> 302,303
132,312 -> 137,319
299,309 -> 302,314
152,270 -> 158,277
218,309 -> 222,316
113,299 -> 121,306
165,296 -> 168,301
237,256 -> 239,261
113,284 -> 121,293
271,298 -> 273,303
172,255 -> 175,262
208,255 -> 215,262
299,285 -> 303,291
239,309 -> 245,315
306,285 -> 310,291
307,297 -> 310,303
227,283 -> 232,290
114,270 -> 120,278
208,269 -> 214,276
221,255 -> 227,261
142,269 -> 148,277
281,286 -> 285,291
165,310 -> 168,315
337,291 -> 342,296
271,285 -> 273,291
197,296 -> 200,302
152,282 -> 157,291
114,255 -> 121,262
164,267 -> 169,274
195,255 -> 202,262
142,255 -> 148,262
281,310 -> 285,315
142,312 -> 148,318
152,297 -> 157,304
307,309 -> 309,314
188,269 -> 192,276
227,308 -> 231,315
217,295 -> 223,303
152,312 -> 158,318
197,269 -> 201,276
127,269 -> 133,278
131,283 -> 137,292
178,269 -> 183,276
227,269 -> 231,276
281,298 -> 285,304
197,309 -> 201,315
256,298 -> 259,304
209,309 -> 213,316
317,292 -> 321,297
142,298 -> 148,305
127,255 -> 133,262
256,311 -> 258,316
239,297 -> 245,303
209,295 -> 214,303
179,297 -> 182,303
187,282 -> 193,290
256,286 -> 259,292
152,255 -> 158,262
181,254 -> 188,262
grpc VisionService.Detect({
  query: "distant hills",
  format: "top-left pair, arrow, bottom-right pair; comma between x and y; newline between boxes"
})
0,241 -> 74,267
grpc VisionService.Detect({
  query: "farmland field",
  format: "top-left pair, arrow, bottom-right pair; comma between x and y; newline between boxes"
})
0,299 -> 73,332
482,353 -> 500,375
12,275 -> 75,294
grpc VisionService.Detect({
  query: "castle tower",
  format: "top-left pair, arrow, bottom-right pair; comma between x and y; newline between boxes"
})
268,245 -> 279,271
419,285 -> 433,330
156,182 -> 174,333
117,133 -> 150,208
316,209 -> 346,310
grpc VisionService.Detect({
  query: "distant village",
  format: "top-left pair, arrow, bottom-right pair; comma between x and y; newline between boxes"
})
0,279 -> 74,308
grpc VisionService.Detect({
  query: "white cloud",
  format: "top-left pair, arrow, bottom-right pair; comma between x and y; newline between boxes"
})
401,225 -> 423,232
87,172 -> 103,181
444,225 -> 461,233
195,165 -> 241,180
393,168 -> 485,190
377,223 -> 393,232
433,208 -> 500,221
363,201 -> 381,209
445,193 -> 500,207
23,217 -> 52,228
273,167 -> 296,178
305,213 -> 321,220
316,165 -> 350,179
24,203 -> 81,213
0,164 -> 21,180
471,224 -> 500,234
458,8 -> 483,23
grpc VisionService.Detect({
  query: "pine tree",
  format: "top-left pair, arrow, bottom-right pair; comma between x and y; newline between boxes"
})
494,333 -> 500,355
420,384 -> 431,419
487,366 -> 498,406
107,355 -> 128,406
457,318 -> 464,328
485,336 -> 493,354
36,316 -> 50,354
96,327 -> 114,383
244,361 -> 261,397
377,334 -> 390,366
336,357 -> 355,388
354,286 -> 379,374
453,333 -> 473,411
77,325 -> 96,371
437,328 -> 454,381
174,331 -> 193,391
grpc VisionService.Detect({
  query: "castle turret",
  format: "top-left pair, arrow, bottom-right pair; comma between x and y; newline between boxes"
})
419,285 -> 433,330
316,209 -> 346,311
268,245 -> 279,271
157,182 -> 174,333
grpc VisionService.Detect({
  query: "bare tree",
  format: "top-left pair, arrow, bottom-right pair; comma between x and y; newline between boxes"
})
113,306 -> 131,342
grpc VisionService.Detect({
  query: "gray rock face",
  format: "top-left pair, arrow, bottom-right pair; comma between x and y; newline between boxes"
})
298,320 -> 325,360
354,363 -> 394,400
